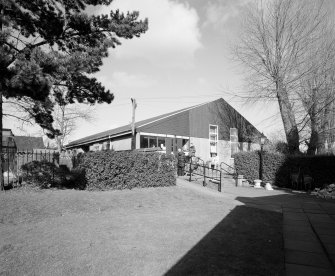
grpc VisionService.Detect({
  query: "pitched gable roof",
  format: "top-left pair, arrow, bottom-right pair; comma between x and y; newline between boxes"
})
66,101 -> 209,148
13,136 -> 45,151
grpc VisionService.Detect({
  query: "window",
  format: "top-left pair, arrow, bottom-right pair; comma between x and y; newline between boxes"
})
182,139 -> 189,151
158,138 -> 166,149
140,136 -> 149,148
209,125 -> 218,154
140,135 -> 166,149
149,137 -> 157,148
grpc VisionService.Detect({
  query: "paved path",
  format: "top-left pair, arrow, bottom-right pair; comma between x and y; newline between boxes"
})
178,178 -> 335,275
283,201 -> 335,276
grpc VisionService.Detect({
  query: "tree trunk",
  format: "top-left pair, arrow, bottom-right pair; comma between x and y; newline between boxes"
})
0,88 -> 4,191
0,5 -> 4,191
307,128 -> 319,155
318,104 -> 330,154
276,82 -> 300,154
307,88 -> 318,155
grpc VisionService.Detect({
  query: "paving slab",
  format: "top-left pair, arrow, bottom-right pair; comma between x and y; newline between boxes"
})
282,203 -> 303,209
304,209 -> 327,214
285,263 -> 334,276
324,244 -> 335,255
284,224 -> 314,235
283,212 -> 309,221
283,218 -> 311,227
285,249 -> 332,268
283,207 -> 304,213
319,234 -> 335,245
311,221 -> 335,229
284,231 -> 319,243
320,204 -> 335,215
313,226 -> 335,236
307,214 -> 334,223
330,255 -> 335,265
284,239 -> 324,253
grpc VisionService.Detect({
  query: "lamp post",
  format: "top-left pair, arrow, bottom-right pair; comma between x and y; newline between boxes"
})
259,133 -> 266,180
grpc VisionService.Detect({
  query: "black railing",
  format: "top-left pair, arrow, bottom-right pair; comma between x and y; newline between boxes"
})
220,161 -> 237,178
185,160 -> 222,192
2,149 -> 59,186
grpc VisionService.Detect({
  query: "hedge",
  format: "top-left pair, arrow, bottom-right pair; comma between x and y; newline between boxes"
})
233,152 -> 259,182
75,151 -> 176,190
233,151 -> 335,188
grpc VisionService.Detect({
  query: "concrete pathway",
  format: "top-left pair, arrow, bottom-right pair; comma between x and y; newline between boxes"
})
178,178 -> 335,276
283,202 -> 335,276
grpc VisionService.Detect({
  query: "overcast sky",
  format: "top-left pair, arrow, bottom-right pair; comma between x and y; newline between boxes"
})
6,0 -> 286,141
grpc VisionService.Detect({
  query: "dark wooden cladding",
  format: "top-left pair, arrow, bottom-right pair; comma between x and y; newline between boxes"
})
189,99 -> 261,141
139,98 -> 260,141
138,110 -> 190,137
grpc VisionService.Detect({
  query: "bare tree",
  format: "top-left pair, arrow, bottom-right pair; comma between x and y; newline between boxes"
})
234,0 -> 327,154
52,103 -> 94,152
296,18 -> 335,154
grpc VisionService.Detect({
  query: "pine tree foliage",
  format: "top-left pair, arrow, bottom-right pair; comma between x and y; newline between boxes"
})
0,0 -> 148,137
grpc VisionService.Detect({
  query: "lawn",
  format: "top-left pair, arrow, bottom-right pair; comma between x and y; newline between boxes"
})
0,183 -> 284,276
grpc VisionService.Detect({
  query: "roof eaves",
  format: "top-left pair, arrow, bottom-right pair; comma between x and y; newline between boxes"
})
66,130 -> 132,148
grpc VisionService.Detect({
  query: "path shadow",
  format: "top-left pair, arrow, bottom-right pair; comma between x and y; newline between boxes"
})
165,188 -> 335,276
165,203 -> 284,276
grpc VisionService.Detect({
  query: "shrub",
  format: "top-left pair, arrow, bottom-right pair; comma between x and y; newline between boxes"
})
262,152 -> 286,185
233,151 -> 259,182
233,151 -> 335,188
275,155 -> 335,188
75,151 -> 176,190
21,160 -> 56,188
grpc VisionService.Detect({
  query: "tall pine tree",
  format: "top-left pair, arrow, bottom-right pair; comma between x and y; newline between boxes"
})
0,0 -> 148,190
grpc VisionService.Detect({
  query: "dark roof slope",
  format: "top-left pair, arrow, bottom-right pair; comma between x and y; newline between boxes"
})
13,136 -> 45,151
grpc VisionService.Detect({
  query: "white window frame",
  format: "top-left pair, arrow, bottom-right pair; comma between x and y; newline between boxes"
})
209,124 -> 218,154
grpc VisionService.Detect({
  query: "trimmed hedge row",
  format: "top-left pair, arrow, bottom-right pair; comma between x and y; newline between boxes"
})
75,151 -> 176,190
233,151 -> 335,188
233,152 -> 259,182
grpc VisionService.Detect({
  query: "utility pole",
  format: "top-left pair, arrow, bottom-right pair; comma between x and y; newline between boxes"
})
131,98 -> 137,150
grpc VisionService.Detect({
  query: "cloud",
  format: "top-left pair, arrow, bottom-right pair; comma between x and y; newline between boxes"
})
98,0 -> 202,67
97,72 -> 157,90
203,0 -> 252,29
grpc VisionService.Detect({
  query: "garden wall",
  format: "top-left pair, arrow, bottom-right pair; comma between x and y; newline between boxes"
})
233,151 -> 335,188
75,151 -> 176,190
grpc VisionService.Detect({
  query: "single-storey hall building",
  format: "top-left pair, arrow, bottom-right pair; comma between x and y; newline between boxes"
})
66,98 -> 262,165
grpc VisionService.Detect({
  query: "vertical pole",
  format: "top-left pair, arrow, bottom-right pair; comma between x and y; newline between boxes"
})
219,170 -> 222,192
131,98 -> 137,150
7,140 -> 9,186
189,159 -> 192,182
52,153 -> 54,186
203,165 -> 206,186
0,5 -> 4,191
260,145 -> 263,180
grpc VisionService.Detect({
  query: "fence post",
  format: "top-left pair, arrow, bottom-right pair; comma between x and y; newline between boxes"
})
218,170 -> 222,192
189,160 -> 192,182
203,165 -> 206,186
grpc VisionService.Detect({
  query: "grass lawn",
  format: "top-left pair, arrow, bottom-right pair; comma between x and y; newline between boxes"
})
0,184 -> 284,276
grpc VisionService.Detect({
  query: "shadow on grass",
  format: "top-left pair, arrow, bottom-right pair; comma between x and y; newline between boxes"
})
165,203 -> 284,276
